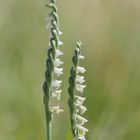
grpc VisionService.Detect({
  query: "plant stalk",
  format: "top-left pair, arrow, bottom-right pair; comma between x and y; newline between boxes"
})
44,94 -> 52,140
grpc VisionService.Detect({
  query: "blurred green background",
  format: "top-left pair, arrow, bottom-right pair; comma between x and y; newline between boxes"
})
0,0 -> 140,140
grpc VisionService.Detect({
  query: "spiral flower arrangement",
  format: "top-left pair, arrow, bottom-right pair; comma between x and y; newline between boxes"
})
43,0 -> 63,140
68,41 -> 88,140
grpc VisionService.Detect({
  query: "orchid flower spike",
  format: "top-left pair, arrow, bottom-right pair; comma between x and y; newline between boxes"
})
43,0 -> 63,140
68,41 -> 88,140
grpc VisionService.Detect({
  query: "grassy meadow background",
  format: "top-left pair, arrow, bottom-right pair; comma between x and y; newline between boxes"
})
0,0 -> 140,140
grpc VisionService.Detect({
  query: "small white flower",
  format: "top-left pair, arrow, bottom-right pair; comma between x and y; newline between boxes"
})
75,96 -> 86,105
79,55 -> 85,59
54,67 -> 63,76
76,75 -> 85,84
59,30 -> 63,35
75,114 -> 88,125
56,49 -> 64,57
76,84 -> 86,93
58,40 -> 63,46
55,58 -> 63,67
50,106 -> 63,114
76,105 -> 87,114
51,80 -> 62,89
77,66 -> 86,73
76,125 -> 88,135
51,92 -> 57,98
51,90 -> 62,100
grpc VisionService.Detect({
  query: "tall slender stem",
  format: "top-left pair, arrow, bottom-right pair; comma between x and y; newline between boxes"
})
44,95 -> 52,140
47,119 -> 52,140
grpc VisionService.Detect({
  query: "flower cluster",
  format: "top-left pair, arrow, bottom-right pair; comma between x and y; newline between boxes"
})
68,41 -> 88,140
43,1 -> 63,139
43,0 -> 63,115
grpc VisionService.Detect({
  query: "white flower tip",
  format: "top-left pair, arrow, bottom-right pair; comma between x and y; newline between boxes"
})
75,115 -> 88,124
56,109 -> 63,114
50,106 -> 63,114
59,31 -> 63,35
58,40 -> 63,46
56,49 -> 64,57
77,66 -> 86,73
76,84 -> 86,93
55,58 -> 64,67
79,55 -> 85,59
51,80 -> 62,89
77,106 -> 87,114
51,90 -> 62,100
76,75 -> 85,84
75,96 -> 86,104
54,67 -> 63,76
77,125 -> 89,133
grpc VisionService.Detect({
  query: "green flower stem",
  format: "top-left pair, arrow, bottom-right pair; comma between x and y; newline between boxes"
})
43,71 -> 52,140
44,94 -> 52,140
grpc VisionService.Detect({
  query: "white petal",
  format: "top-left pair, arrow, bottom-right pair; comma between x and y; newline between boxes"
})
50,106 -> 63,114
56,108 -> 63,114
77,66 -> 86,73
55,58 -> 63,67
76,105 -> 87,114
79,55 -> 85,59
54,67 -> 63,76
58,40 -> 63,46
76,125 -> 88,135
56,49 -> 64,57
75,96 -> 86,105
75,114 -> 88,125
76,84 -> 86,93
51,92 -> 57,98
59,30 -> 63,35
51,80 -> 62,89
76,75 -> 85,84
51,90 -> 62,100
